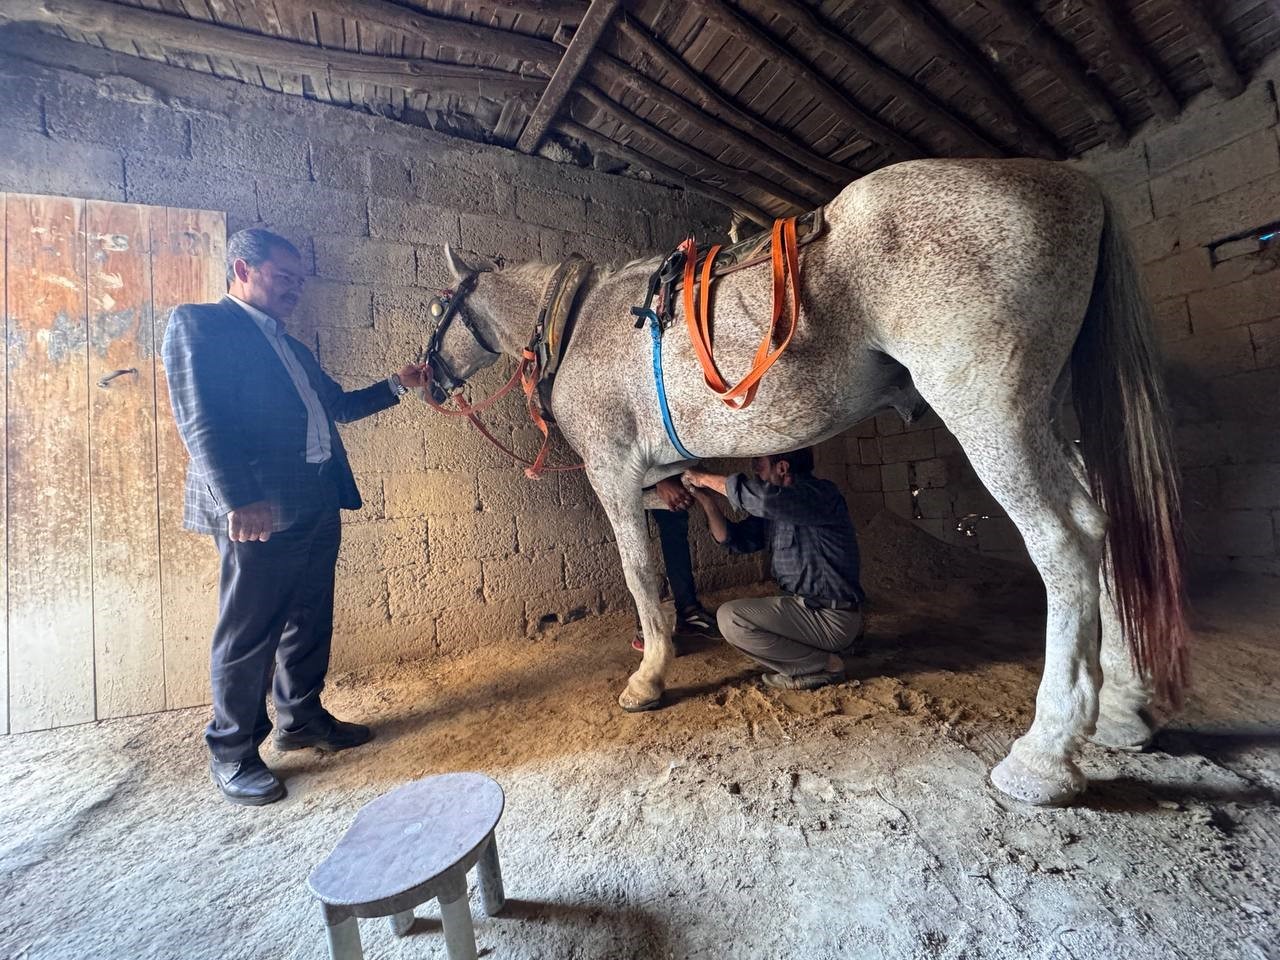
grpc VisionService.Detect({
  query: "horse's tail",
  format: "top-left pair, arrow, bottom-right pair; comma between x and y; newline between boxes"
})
1070,189 -> 1190,707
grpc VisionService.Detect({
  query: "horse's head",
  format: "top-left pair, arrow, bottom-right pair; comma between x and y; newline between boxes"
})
422,246 -> 506,402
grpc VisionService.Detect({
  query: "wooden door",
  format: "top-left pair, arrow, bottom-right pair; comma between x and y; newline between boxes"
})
2,193 -> 225,734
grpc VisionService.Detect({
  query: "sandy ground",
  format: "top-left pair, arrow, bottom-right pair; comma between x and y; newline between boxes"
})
1,515 -> 1277,960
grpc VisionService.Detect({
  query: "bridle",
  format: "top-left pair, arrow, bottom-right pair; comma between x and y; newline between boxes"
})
422,272 -> 496,400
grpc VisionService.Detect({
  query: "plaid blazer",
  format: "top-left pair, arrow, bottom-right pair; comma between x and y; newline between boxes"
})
161,296 -> 400,535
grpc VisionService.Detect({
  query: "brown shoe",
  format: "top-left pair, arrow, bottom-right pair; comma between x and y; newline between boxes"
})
761,669 -> 846,691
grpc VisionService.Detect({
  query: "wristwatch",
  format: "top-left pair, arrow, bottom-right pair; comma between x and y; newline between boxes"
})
389,373 -> 409,397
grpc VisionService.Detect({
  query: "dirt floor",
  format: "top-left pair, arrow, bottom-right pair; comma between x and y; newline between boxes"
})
2,514 -> 1277,960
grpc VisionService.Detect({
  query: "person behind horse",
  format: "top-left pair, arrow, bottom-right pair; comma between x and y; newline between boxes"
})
162,227 -> 429,806
683,449 -> 864,689
631,476 -> 721,652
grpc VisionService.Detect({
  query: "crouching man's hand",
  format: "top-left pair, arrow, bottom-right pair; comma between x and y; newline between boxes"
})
227,501 -> 274,542
655,475 -> 694,511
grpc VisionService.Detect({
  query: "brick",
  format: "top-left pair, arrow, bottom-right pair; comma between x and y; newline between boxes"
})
858,438 -> 882,464
337,518 -> 429,574
310,142 -> 370,189
1210,368 -> 1280,418
1180,466 -> 1220,512
297,279 -> 374,329
1144,248 -> 1214,299
1152,297 -> 1192,343
524,588 -> 601,633
515,187 -> 588,230
1186,510 -> 1275,557
389,562 -> 482,616
1165,327 -> 1256,378
316,326 -> 418,378
477,467 -> 559,513
0,70 -> 44,134
1219,464 -> 1280,509
885,490 -> 915,519
339,420 -> 427,474
845,464 -> 881,493
417,246 -> 455,290
383,470 -> 478,516
583,200 -> 650,245
916,489 -> 952,519
1130,217 -> 1181,264
1188,268 -> 1280,332
1253,316 -> 1280,369
954,487 -> 1004,518
334,573 -> 390,628
428,512 -> 517,566
412,166 -> 515,218
517,508 -> 612,553
483,550 -> 564,601
933,429 -> 962,457
2,130 -> 124,201
880,462 -> 909,491
436,601 -> 524,652
129,152 -> 258,224
1230,554 -> 1280,577
370,151 -> 414,199
1145,82 -> 1278,176
1150,129 -> 1280,218
874,411 -> 904,436
369,197 -> 460,244
350,474 -> 386,521
913,457 -> 948,489
189,116 -> 310,178
564,541 -> 628,593
1077,140 -> 1149,190
846,492 -> 885,523
314,236 -> 415,285
375,286 -> 440,332
458,214 -> 543,264
424,417 -> 520,473
879,431 -> 935,463
1178,170 -> 1280,248
257,178 -> 368,235
45,88 -> 188,157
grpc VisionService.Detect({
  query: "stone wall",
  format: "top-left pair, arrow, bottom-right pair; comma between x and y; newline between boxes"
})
0,34 -> 761,675
817,54 -> 1280,577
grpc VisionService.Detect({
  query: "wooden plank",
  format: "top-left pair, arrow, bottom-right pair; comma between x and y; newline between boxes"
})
152,207 -> 224,711
86,201 -> 165,719
1165,0 -> 1245,97
0,195 -> 7,735
516,0 -> 620,152
5,194 -> 95,732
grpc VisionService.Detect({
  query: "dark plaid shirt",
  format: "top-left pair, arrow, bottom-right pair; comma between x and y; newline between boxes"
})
722,473 -> 866,607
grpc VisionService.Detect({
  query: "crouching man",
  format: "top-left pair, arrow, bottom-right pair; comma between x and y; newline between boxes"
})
683,448 -> 865,690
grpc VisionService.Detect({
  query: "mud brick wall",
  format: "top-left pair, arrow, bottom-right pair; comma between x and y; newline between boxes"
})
818,54 -> 1280,577
0,34 -> 763,675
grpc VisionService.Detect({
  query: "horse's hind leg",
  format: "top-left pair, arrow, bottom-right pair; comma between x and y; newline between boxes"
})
924,401 -> 1106,804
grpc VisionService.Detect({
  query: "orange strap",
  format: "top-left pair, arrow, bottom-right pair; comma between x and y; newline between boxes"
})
682,216 -> 801,410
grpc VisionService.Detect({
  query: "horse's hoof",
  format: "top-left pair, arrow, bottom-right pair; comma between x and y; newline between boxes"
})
1089,710 -> 1154,752
991,751 -> 1084,807
620,694 -> 663,713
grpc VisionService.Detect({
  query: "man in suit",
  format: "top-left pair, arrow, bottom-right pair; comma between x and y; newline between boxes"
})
163,227 -> 428,806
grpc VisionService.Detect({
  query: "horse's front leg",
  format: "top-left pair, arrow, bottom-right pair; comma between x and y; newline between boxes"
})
594,480 -> 674,711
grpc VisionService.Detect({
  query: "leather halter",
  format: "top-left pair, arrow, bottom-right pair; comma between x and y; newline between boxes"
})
422,272 -> 495,398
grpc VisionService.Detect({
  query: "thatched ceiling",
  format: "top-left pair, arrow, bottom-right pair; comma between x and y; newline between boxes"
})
2,0 -> 1277,225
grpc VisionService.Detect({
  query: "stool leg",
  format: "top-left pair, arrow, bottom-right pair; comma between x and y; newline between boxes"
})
438,871 -> 478,960
388,910 -> 414,937
478,833 -> 506,916
322,905 -> 364,960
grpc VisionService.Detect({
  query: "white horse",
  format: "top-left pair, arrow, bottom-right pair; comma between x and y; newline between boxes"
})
423,158 -> 1189,806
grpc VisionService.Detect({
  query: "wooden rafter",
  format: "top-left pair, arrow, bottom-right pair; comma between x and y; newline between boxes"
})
769,0 -> 1000,157
589,50 -> 829,203
686,0 -> 923,164
1166,0 -> 1245,98
480,0 -> 590,25
978,0 -> 1126,148
578,83 -> 808,213
879,0 -> 1062,159
516,0 -> 621,152
0,0 -> 549,99
1080,0 -> 1179,120
558,119 -> 773,226
616,15 -> 850,187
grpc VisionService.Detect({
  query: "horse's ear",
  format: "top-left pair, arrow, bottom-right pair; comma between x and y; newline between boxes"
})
443,244 -> 471,281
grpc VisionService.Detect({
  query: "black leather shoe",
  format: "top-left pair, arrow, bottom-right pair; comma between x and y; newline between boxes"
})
210,756 -> 286,806
274,715 -> 373,753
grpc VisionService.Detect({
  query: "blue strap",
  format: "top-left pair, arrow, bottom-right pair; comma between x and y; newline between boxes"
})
639,309 -> 696,460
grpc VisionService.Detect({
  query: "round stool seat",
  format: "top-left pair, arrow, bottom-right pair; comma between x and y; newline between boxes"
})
309,772 -> 505,908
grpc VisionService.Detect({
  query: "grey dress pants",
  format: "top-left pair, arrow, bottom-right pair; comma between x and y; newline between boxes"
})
716,596 -> 862,676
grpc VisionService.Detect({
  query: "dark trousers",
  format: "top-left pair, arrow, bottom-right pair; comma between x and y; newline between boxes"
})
206,508 -> 342,762
651,508 -> 698,613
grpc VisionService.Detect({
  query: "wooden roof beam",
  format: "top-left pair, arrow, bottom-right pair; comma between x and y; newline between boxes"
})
479,0 -> 590,25
1166,0 -> 1245,98
589,50 -> 830,203
516,0 -> 621,152
558,118 -> 773,227
0,0 -> 547,99
1079,0 -> 1179,121
685,0 -> 923,164
879,0 -> 1062,159
616,15 -> 850,188
577,82 -> 809,212
979,0 -> 1126,148
768,0 -> 1001,158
